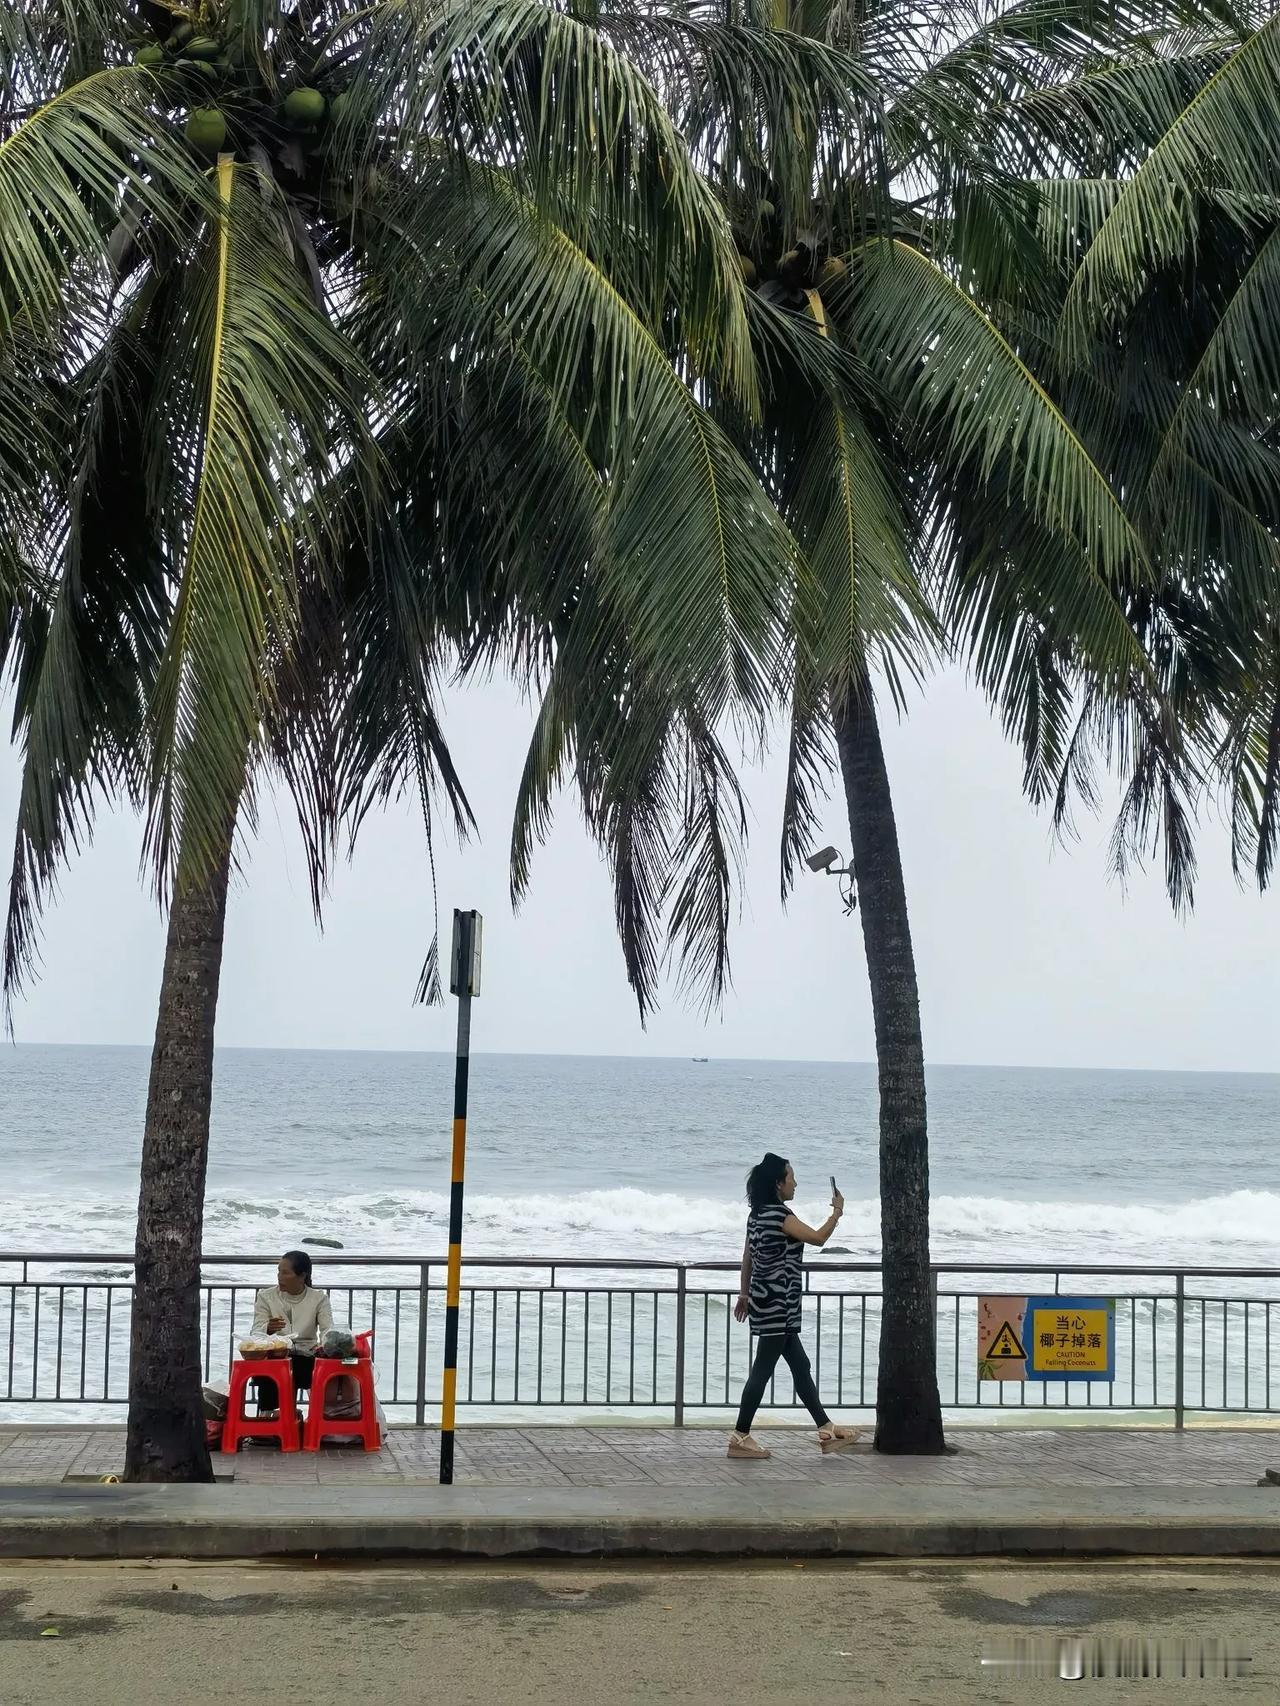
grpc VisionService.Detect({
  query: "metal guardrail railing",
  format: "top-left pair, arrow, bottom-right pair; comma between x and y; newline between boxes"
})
1,1254 -> 1277,1425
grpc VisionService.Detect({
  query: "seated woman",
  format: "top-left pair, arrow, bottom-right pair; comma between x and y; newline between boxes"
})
250,1249 -> 334,1415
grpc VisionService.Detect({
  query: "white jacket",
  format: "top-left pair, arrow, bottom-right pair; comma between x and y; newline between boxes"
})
250,1285 -> 334,1352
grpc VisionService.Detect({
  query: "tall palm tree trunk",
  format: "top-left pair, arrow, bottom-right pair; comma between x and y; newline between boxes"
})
123,818 -> 236,1483
833,678 -> 945,1454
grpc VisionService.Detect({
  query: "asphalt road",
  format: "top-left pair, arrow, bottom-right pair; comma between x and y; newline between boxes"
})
0,1557 -> 1276,1704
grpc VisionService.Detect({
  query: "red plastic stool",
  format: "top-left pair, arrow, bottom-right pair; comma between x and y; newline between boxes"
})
220,1357 -> 301,1454
303,1342 -> 381,1452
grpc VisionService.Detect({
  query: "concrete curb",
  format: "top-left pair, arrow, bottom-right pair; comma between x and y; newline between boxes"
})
2,1483 -> 1280,1561
6,1516 -> 1280,1562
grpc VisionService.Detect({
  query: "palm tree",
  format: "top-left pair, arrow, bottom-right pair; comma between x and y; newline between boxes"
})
515,0 -> 1232,1451
1,0 -> 792,1479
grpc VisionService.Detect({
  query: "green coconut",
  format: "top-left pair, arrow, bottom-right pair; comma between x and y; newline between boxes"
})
182,58 -> 220,83
329,90 -> 351,124
135,43 -> 166,68
283,86 -> 327,127
818,255 -> 847,289
778,247 -> 807,287
166,21 -> 194,50
185,36 -> 221,60
737,253 -> 757,286
756,197 -> 775,220
185,106 -> 227,153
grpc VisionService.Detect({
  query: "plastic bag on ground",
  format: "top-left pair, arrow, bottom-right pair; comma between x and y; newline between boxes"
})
315,1355 -> 385,1443
323,1374 -> 362,1418
201,1380 -> 229,1419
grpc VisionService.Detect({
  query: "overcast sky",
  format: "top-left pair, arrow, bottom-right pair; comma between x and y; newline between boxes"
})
2,665 -> 1276,1071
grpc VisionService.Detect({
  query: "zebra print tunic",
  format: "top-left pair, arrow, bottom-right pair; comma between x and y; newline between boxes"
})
746,1202 -> 803,1336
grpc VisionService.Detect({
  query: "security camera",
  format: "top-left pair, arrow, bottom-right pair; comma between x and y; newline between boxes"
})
805,846 -> 842,874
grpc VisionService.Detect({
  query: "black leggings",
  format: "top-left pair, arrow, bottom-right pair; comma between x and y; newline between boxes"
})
254,1354 -> 314,1411
735,1331 -> 829,1434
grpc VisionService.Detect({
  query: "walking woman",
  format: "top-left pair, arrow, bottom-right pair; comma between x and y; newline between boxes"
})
729,1153 -> 859,1460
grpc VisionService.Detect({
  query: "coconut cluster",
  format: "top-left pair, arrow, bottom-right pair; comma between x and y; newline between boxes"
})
727,193 -> 849,311
134,14 -> 346,158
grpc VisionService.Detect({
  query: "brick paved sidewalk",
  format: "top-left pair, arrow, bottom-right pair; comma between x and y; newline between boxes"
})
0,1423 -> 1274,1488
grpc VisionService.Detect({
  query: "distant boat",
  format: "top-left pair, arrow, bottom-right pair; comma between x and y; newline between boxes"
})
692,1056 -> 709,1063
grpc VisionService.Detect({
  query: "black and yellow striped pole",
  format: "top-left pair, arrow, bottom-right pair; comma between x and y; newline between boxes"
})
440,907 -> 482,1486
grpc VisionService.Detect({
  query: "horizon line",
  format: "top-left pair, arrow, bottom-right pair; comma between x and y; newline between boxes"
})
5,1039 -> 1279,1079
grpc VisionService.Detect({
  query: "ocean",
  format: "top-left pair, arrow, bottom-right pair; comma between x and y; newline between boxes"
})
3,1043 -> 1278,1270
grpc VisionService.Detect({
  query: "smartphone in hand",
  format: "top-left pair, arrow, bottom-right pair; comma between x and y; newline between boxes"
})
830,1174 -> 838,1197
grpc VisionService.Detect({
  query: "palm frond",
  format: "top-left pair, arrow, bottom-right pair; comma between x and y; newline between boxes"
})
361,162 -> 796,722
3,272 -> 173,1017
1229,664 -> 1280,887
0,65 -> 198,339
663,716 -> 748,1013
1106,708 -> 1199,911
334,0 -> 762,407
1143,226 -> 1280,497
783,393 -> 932,694
779,688 -> 835,900
144,155 -> 372,893
1062,14 -> 1280,341
598,7 -> 885,232
852,238 -> 1152,692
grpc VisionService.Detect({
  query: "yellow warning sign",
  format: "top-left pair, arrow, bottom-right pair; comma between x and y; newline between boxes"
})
1029,1306 -> 1111,1375
987,1321 -> 1027,1360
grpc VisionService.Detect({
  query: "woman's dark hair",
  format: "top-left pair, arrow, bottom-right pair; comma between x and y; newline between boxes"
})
281,1249 -> 312,1284
746,1153 -> 789,1214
